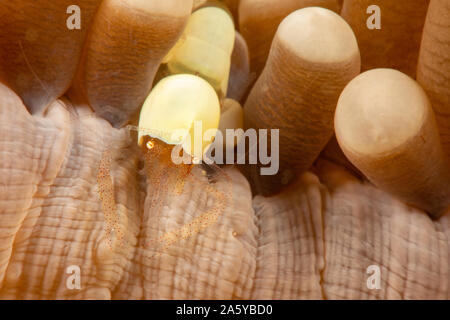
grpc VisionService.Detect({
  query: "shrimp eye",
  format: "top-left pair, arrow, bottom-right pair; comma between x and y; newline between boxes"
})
146,140 -> 155,150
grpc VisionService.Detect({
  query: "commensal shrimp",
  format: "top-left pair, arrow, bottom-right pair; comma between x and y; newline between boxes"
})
97,73 -> 230,255
138,134 -> 232,260
96,127 -> 232,257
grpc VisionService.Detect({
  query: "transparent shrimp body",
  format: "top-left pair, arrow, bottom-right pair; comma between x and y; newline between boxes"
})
96,73 -> 231,257
137,135 -> 232,260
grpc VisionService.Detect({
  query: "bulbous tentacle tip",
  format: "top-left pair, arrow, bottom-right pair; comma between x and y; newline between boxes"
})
138,74 -> 221,161
239,0 -> 342,76
163,5 -> 235,98
278,7 -> 360,64
335,68 -> 450,218
242,6 -> 361,196
70,0 -> 193,129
